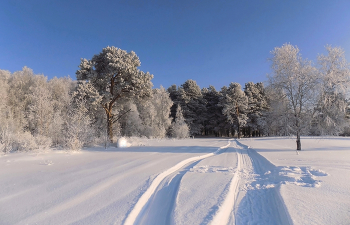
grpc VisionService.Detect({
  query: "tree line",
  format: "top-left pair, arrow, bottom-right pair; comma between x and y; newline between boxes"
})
0,44 -> 349,152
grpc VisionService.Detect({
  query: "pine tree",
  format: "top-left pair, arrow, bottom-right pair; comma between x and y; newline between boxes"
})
220,82 -> 248,138
76,46 -> 153,143
202,85 -> 225,136
178,80 -> 206,136
244,82 -> 269,137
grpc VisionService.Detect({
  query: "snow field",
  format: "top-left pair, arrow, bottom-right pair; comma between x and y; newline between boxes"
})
239,137 -> 350,225
1,137 -> 349,224
0,139 -> 226,225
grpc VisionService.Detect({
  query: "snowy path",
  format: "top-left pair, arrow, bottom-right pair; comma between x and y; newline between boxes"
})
127,139 -> 292,225
233,141 -> 292,225
124,140 -> 231,225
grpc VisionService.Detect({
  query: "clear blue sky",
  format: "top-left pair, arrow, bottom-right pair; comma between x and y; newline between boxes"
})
1,0 -> 350,89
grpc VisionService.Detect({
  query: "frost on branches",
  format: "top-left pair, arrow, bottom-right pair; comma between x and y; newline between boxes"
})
170,105 -> 190,138
76,46 -> 153,143
220,82 -> 248,139
268,44 -> 318,150
312,46 -> 350,135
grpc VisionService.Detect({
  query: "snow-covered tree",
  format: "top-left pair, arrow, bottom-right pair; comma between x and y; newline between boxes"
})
76,46 -> 153,142
64,82 -> 96,150
27,75 -> 53,136
268,44 -> 318,150
147,86 -> 173,138
170,105 -> 189,138
264,86 -> 291,136
220,82 -> 248,138
244,82 -> 269,137
122,102 -> 144,137
0,70 -> 12,153
177,80 -> 207,136
312,46 -> 350,135
7,67 -> 37,132
48,77 -> 75,146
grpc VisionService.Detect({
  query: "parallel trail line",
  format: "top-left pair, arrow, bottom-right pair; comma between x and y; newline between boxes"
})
124,140 -> 232,225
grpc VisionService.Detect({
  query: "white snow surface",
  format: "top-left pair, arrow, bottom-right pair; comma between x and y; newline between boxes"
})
1,137 -> 349,225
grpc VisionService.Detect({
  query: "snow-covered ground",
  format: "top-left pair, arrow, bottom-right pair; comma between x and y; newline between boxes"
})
1,137 -> 349,224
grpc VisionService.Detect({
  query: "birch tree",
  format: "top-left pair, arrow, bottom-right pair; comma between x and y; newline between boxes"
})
313,46 -> 350,135
269,44 -> 318,150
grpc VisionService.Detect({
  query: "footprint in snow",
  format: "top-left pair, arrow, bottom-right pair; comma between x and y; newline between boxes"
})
278,166 -> 328,187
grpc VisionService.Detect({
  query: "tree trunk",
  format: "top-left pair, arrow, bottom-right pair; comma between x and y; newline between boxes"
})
296,132 -> 301,150
296,114 -> 301,150
107,113 -> 113,143
237,122 -> 241,139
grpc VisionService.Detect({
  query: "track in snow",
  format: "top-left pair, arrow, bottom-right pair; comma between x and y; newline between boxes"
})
124,140 -> 232,225
233,141 -> 292,225
124,139 -> 292,225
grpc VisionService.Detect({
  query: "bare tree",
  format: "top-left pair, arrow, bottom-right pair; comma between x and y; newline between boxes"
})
268,44 -> 318,150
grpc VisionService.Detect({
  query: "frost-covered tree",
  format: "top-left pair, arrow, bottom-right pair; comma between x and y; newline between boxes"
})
76,46 -> 153,142
64,83 -> 96,150
177,80 -> 206,136
0,70 -> 12,153
244,82 -> 269,137
7,67 -> 37,132
269,44 -> 318,150
146,86 -> 173,138
220,83 -> 248,138
27,75 -> 53,136
48,77 -> 75,146
170,105 -> 189,138
312,46 -> 350,135
264,86 -> 291,136
122,102 -> 144,137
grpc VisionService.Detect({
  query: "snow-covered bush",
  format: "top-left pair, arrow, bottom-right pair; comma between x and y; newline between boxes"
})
34,135 -> 52,151
66,137 -> 84,151
14,132 -> 38,152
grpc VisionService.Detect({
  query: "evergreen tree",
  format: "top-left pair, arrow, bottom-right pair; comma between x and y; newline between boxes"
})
202,85 -> 225,136
76,46 -> 153,142
178,80 -> 207,136
220,83 -> 248,138
244,82 -> 269,137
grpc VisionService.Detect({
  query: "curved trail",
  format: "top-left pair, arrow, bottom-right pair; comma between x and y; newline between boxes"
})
125,139 -> 292,225
124,140 -> 232,225
211,140 -> 292,225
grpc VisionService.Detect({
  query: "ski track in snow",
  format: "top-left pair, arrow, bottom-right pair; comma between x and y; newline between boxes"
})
126,139 -> 294,225
3,138 -> 332,225
123,140 -> 232,225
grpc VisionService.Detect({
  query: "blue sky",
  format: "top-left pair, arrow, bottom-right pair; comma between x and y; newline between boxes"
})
1,0 -> 350,89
